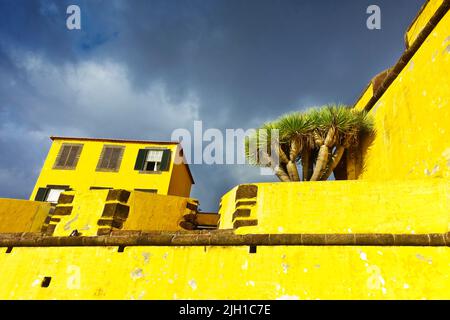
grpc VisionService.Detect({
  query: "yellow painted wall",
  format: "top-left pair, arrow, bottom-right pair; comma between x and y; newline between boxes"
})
0,199 -> 50,233
49,190 -> 195,236
168,152 -> 193,198
123,191 -> 194,231
52,190 -> 109,237
218,186 -> 238,230
0,245 -> 448,299
30,138 -> 193,200
218,179 -> 449,234
353,83 -> 373,111
357,9 -> 450,180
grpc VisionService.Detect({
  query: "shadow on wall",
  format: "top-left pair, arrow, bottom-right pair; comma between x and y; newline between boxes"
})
333,130 -> 376,180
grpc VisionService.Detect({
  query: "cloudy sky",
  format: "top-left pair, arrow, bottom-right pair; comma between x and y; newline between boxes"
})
0,0 -> 423,211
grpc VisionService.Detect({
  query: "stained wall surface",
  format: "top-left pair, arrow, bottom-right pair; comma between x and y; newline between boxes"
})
0,245 -> 448,300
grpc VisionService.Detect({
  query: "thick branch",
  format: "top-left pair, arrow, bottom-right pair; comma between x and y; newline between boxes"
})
276,145 -> 289,165
289,138 -> 302,161
287,161 -> 300,181
310,127 -> 336,181
310,145 -> 329,181
275,164 -> 291,182
322,145 -> 345,180
286,139 -> 301,181
261,152 -> 291,182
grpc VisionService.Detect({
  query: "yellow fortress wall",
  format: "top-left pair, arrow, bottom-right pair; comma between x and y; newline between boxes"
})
0,0 -> 449,300
0,246 -> 448,299
405,0 -> 445,48
123,191 -> 197,231
0,199 -> 50,233
41,189 -> 198,236
356,1 -> 450,180
218,179 -> 450,235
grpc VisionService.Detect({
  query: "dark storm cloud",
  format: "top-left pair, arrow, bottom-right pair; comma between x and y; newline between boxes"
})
0,0 -> 423,210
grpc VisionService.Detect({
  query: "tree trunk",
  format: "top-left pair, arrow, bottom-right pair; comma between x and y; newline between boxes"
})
276,146 -> 289,165
261,152 -> 291,182
286,161 -> 300,181
310,145 -> 329,181
286,138 -> 301,181
313,131 -> 323,147
322,145 -> 345,180
310,127 -> 336,181
289,138 -> 302,162
322,135 -> 351,180
275,164 -> 291,182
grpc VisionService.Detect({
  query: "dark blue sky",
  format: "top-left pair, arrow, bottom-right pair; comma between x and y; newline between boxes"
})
0,0 -> 424,210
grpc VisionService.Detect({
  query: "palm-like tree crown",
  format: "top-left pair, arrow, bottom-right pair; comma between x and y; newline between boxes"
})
246,104 -> 374,181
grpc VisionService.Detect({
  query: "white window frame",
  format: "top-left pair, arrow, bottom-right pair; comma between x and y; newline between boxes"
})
144,149 -> 164,172
45,188 -> 66,204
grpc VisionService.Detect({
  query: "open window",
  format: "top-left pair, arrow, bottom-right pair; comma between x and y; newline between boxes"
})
134,149 -> 171,172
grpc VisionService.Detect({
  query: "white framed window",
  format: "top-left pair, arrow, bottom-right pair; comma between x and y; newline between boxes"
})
144,150 -> 164,171
45,189 -> 66,203
35,185 -> 70,203
134,148 -> 171,172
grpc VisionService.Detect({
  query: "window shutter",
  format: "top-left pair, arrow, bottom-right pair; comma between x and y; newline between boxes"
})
134,149 -> 148,170
96,146 -> 124,172
160,149 -> 171,171
109,148 -> 123,170
97,147 -> 112,170
35,188 -> 49,201
65,145 -> 81,168
53,143 -> 83,169
54,145 -> 70,168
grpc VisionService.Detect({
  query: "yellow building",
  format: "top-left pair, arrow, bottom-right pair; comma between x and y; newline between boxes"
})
30,136 -> 194,202
0,0 -> 448,300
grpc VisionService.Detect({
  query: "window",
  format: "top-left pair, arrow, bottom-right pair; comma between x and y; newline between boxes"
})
96,145 -> 125,172
90,186 -> 113,190
134,149 -> 171,172
144,150 -> 163,171
35,185 -> 70,203
53,143 -> 83,170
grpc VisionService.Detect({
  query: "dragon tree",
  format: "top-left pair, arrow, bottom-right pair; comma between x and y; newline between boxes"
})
246,104 -> 374,182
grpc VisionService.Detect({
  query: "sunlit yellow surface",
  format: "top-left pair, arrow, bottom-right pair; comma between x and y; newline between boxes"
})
406,0 -> 444,48
0,246 -> 448,299
219,179 -> 449,234
0,198 -> 50,232
353,83 -> 373,111
359,9 -> 450,180
49,189 -> 195,236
